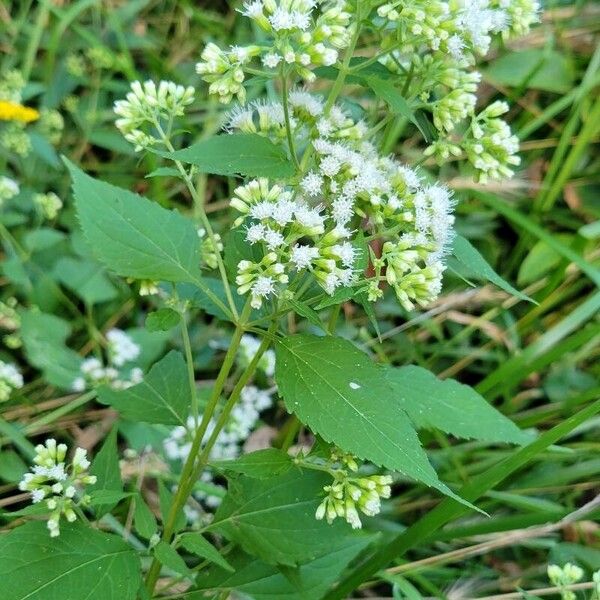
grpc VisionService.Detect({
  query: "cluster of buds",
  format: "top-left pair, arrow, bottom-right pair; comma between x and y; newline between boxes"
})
0,297 -> 21,349
313,450 -> 392,529
0,175 -> 19,205
196,44 -> 261,104
464,101 -> 521,182
33,192 -> 63,220
18,439 -> 97,537
72,329 -> 142,392
38,108 -> 64,145
0,360 -> 23,402
547,563 -> 584,600
198,228 -> 224,270
114,80 -> 195,151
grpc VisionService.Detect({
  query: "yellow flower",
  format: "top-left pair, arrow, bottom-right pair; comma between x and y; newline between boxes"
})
0,100 -> 40,123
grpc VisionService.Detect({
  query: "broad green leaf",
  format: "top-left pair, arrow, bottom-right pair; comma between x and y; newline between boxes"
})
275,335 -> 473,504
161,133 -> 296,178
134,495 -> 158,540
0,521 -> 141,600
193,536 -> 373,600
29,132 -> 61,168
98,351 -> 190,426
65,158 -> 202,284
53,256 -> 118,305
145,308 -> 181,332
289,298 -> 325,330
90,427 -> 123,517
88,490 -> 134,506
485,49 -> 574,94
178,279 -> 242,322
179,532 -> 234,572
211,448 -> 293,479
384,366 -> 530,444
450,235 -> 533,303
155,541 -> 193,577
209,468 -> 359,566
20,310 -> 81,389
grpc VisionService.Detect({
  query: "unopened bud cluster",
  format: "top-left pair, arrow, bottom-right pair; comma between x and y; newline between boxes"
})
547,563 -> 584,600
314,451 -> 392,529
33,192 -> 63,220
114,80 -> 195,151
71,329 -> 142,391
19,439 -> 97,537
0,176 -> 19,206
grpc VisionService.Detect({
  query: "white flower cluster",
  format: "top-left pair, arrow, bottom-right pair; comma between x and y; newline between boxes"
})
114,80 -> 195,151
18,439 -> 97,537
314,451 -> 392,529
376,0 -> 535,180
228,92 -> 454,310
0,360 -> 23,402
72,329 -> 142,392
0,175 -> 19,205
196,1 -> 353,103
239,334 -> 276,377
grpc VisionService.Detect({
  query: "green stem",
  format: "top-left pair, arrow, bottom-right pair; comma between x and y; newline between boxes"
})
180,314 -> 198,425
144,300 -> 252,594
281,68 -> 300,169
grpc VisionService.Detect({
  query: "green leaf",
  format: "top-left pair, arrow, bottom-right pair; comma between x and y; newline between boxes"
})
0,521 -> 141,600
193,536 -> 373,600
98,351 -> 190,426
517,235 -> 573,286
23,228 -> 66,252
0,450 -> 27,483
450,235 -> 533,303
64,158 -> 202,284
211,449 -> 293,479
179,533 -> 235,572
158,480 -> 186,533
384,366 -> 530,444
90,427 -> 123,517
178,279 -> 242,322
209,468 -> 359,566
485,49 -> 574,94
224,228 -> 264,279
289,299 -> 325,331
155,541 -> 193,577
134,494 -> 158,540
53,257 -> 118,305
145,166 -> 180,178
88,490 -> 134,506
20,310 -> 81,389
275,335 -> 473,504
161,133 -> 296,178
145,308 -> 181,332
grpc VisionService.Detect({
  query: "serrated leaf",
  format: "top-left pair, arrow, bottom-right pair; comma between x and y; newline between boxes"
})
211,449 -> 293,479
275,335 -> 475,506
450,235 -> 533,303
97,351 -> 190,426
145,308 -> 181,332
160,133 -> 296,178
20,310 -> 81,389
90,427 -> 123,517
209,468 -> 359,566
64,158 -> 202,284
0,521 -> 141,600
193,536 -> 373,600
384,366 -> 530,444
179,533 -> 234,572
